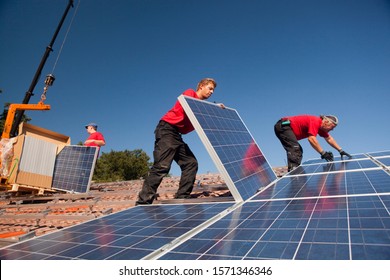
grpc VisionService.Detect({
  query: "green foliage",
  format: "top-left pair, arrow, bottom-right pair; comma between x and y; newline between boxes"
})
93,149 -> 151,182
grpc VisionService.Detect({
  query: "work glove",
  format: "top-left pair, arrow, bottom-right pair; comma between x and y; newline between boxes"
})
339,149 -> 352,159
320,151 -> 334,162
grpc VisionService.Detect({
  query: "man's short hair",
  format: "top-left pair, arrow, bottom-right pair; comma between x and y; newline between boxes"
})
197,78 -> 217,91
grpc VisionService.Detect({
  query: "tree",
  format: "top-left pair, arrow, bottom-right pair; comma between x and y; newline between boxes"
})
93,149 -> 151,182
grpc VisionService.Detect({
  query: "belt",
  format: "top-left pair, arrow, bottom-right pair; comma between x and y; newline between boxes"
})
280,119 -> 291,127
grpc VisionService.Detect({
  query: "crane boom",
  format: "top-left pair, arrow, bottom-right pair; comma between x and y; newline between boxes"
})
10,0 -> 74,137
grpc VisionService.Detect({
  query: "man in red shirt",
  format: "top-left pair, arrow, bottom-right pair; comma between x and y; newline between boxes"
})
274,115 -> 351,171
84,123 -> 106,154
137,78 -> 222,205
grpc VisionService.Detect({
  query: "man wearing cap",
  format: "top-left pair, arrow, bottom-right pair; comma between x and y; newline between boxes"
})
274,115 -> 352,171
84,123 -> 105,152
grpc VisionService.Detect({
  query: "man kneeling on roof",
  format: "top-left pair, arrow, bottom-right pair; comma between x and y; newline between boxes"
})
274,114 -> 352,172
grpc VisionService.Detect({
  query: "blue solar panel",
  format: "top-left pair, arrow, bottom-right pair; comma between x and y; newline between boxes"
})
51,145 -> 98,193
287,160 -> 380,176
302,153 -> 369,165
251,169 -> 390,201
0,202 -> 235,260
159,195 -> 390,260
373,157 -> 390,168
368,150 -> 390,157
178,96 -> 277,201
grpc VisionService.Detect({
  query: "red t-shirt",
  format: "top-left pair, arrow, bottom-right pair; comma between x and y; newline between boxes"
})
283,115 -> 329,140
161,89 -> 198,134
85,131 -> 105,148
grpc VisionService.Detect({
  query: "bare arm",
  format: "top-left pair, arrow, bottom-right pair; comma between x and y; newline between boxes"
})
307,136 -> 324,153
324,135 -> 342,151
308,134 -> 342,154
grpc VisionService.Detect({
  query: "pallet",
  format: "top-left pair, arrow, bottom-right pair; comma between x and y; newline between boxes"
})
7,184 -> 56,195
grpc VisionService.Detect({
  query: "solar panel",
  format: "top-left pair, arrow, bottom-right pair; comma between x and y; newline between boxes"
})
287,159 -> 380,176
302,153 -> 368,165
51,145 -> 98,193
156,151 -> 390,260
376,157 -> 390,167
367,150 -> 390,157
0,202 -> 235,260
251,169 -> 390,201
178,96 -> 277,202
368,154 -> 390,169
160,195 -> 390,260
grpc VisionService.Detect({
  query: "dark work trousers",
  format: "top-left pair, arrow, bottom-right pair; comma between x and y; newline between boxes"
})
137,120 -> 198,204
274,120 -> 303,171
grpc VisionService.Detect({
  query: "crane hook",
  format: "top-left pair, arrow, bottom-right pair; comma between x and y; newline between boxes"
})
41,74 -> 55,102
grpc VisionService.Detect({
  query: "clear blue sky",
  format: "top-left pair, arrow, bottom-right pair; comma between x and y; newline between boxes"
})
1,0 -> 389,176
